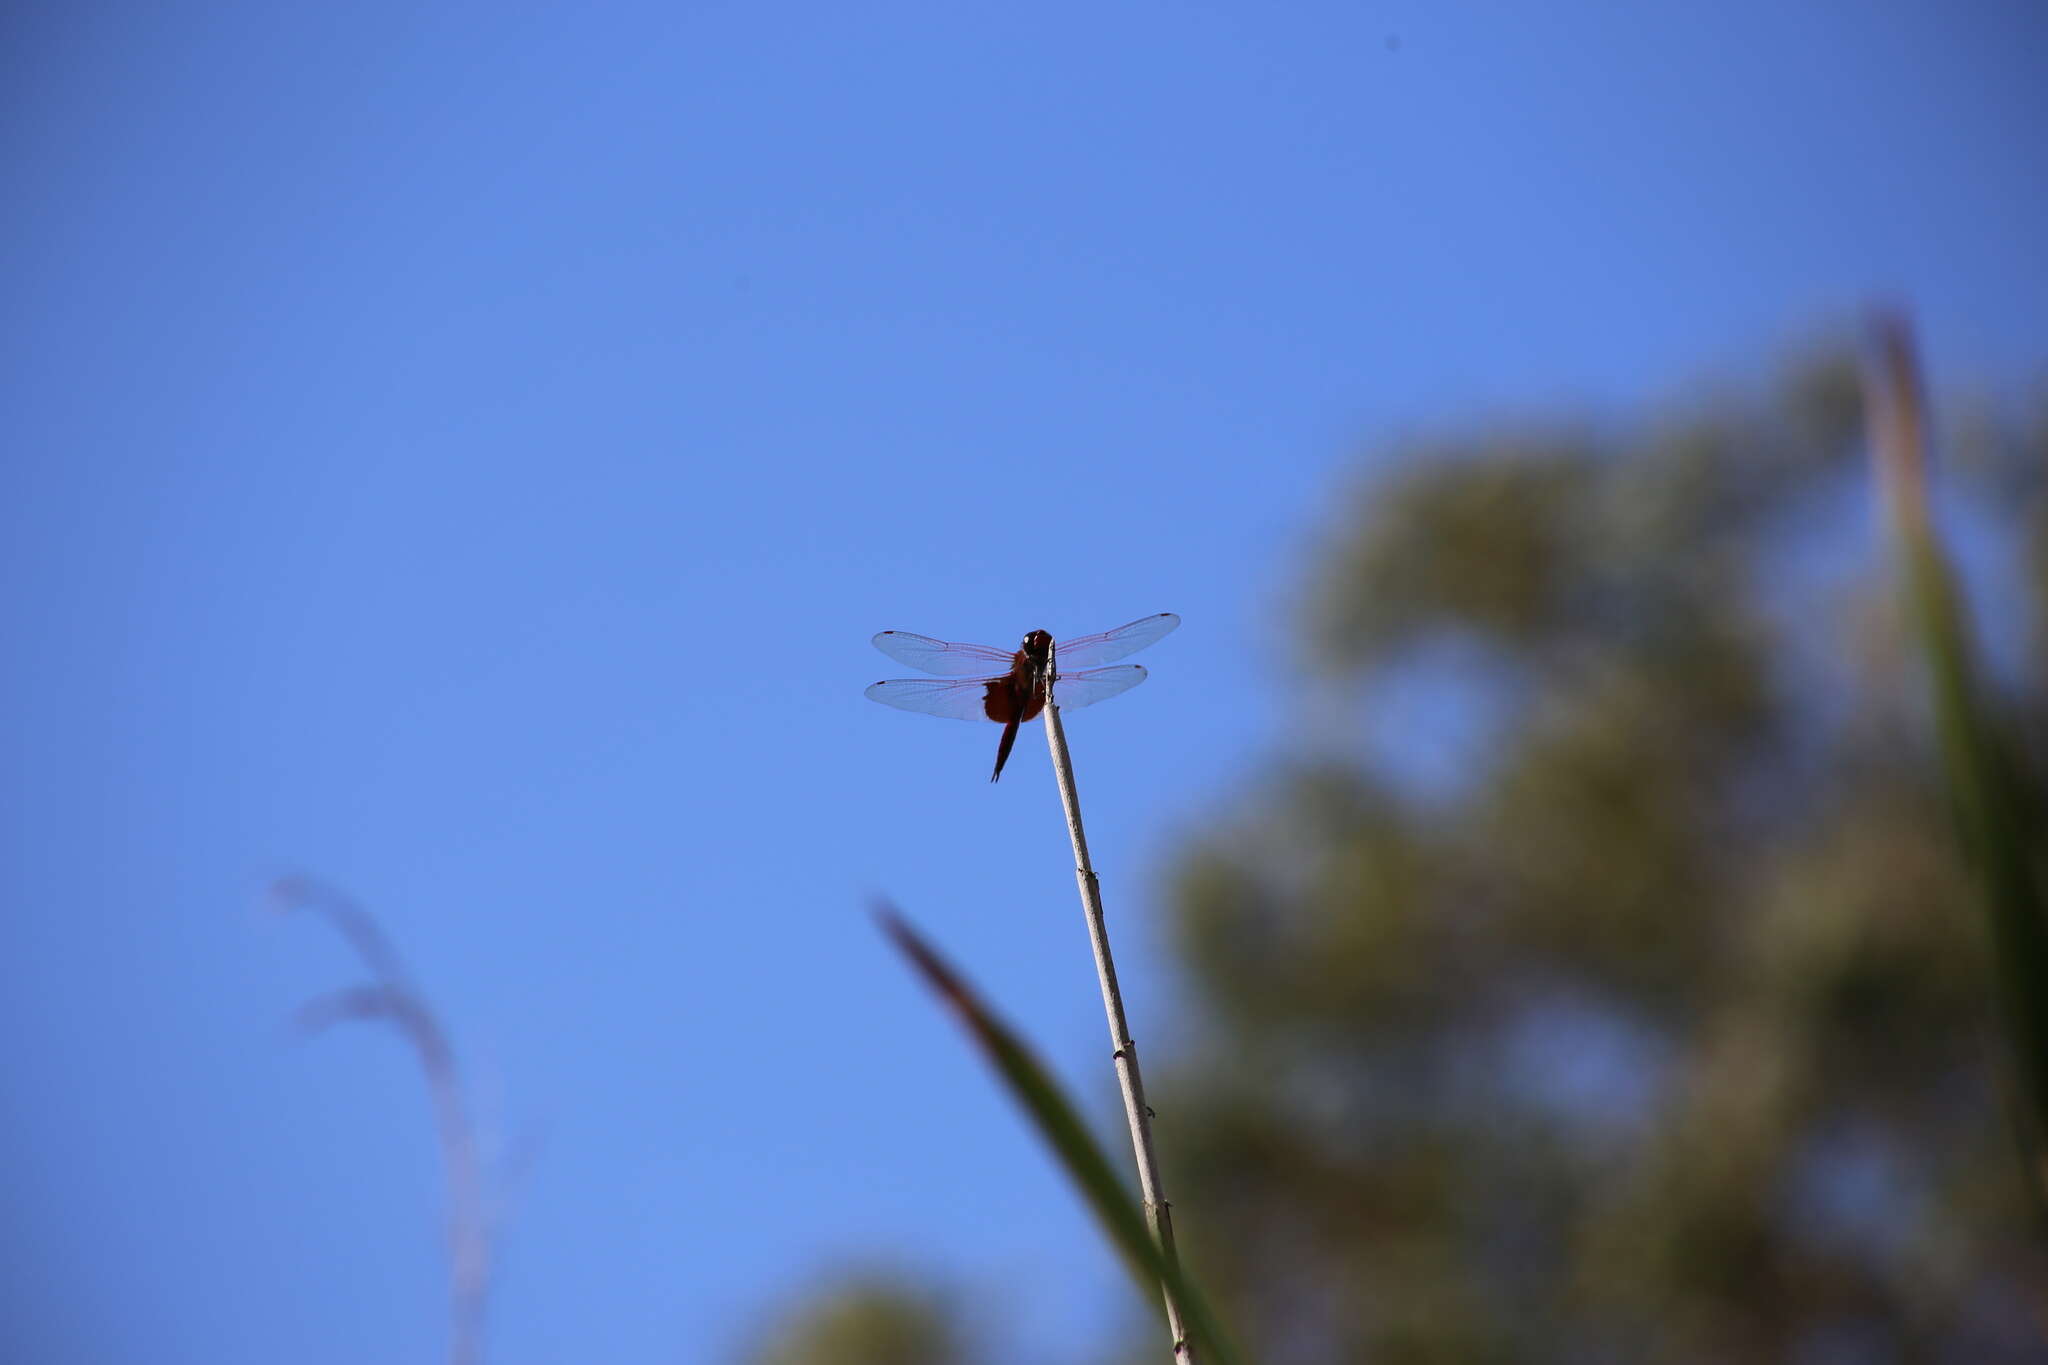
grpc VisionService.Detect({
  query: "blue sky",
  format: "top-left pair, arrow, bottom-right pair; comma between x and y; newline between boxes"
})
4,3 -> 2045,1362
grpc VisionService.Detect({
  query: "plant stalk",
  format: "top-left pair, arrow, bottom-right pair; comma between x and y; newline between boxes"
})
1042,701 -> 1194,1363
275,879 -> 492,1365
1866,315 -> 2048,1209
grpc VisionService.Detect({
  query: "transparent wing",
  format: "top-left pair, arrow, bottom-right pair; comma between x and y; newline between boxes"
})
864,675 -> 1003,722
1049,664 -> 1148,710
1052,613 -> 1180,669
871,630 -> 1018,677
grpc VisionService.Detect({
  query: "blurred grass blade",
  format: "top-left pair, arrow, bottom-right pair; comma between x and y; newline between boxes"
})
1866,315 -> 2048,1199
876,906 -> 1247,1365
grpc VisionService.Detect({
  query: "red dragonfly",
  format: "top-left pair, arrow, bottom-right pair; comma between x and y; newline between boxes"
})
865,613 -> 1180,782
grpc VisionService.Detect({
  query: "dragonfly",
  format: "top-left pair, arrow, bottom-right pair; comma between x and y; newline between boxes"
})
865,613 -> 1180,782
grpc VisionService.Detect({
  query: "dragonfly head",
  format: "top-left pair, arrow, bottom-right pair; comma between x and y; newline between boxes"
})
1021,629 -> 1053,662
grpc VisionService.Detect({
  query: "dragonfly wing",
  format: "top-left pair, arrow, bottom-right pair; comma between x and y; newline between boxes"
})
1052,613 -> 1180,669
1049,664 -> 1148,711
865,676 -> 1002,721
871,631 -> 1019,677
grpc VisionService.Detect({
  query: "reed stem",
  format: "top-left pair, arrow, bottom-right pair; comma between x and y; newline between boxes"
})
1041,702 -> 1194,1363
274,878 -> 491,1365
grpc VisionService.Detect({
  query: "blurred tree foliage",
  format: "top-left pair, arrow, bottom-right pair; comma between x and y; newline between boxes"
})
740,1275 -> 967,1365
1166,343 -> 2047,1364
751,344 -> 2048,1364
